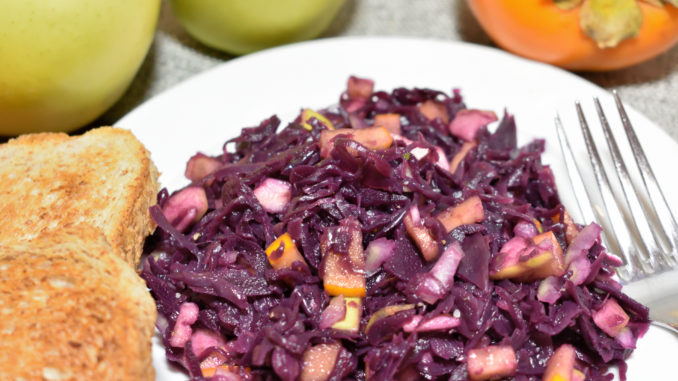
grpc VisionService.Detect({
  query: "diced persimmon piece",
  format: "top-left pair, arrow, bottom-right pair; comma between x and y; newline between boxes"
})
185,153 -> 221,182
467,345 -> 517,381
419,100 -> 450,123
321,218 -> 366,297
301,343 -> 342,381
364,304 -> 415,334
448,109 -> 498,142
543,344 -> 575,381
302,109 -> 335,131
403,207 -> 440,262
265,233 -> 308,270
347,76 -> 374,99
373,113 -> 402,135
201,365 -> 244,379
332,297 -> 362,333
319,126 -> 393,158
449,141 -> 477,173
436,196 -> 485,233
593,298 -> 630,338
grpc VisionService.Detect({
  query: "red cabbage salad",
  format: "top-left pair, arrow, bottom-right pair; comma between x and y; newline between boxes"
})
142,77 -> 650,381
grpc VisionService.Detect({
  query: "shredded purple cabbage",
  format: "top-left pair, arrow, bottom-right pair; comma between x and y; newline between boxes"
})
142,78 -> 650,381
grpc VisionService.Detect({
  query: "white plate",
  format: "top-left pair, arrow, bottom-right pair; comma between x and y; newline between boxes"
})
118,36 -> 678,381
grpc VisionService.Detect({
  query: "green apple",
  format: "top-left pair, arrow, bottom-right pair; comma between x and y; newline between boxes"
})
0,0 -> 160,135
169,0 -> 346,55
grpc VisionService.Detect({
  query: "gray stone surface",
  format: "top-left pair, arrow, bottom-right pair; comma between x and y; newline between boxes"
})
92,0 -> 678,140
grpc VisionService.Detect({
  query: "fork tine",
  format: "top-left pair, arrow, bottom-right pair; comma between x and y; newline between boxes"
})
554,116 -> 598,226
613,91 -> 678,265
575,101 -> 649,279
555,115 -> 623,270
593,97 -> 668,271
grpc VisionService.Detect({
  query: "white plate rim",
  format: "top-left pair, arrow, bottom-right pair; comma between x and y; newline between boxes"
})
117,36 -> 678,381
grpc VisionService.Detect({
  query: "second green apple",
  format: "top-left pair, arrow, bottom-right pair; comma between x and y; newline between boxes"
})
170,0 -> 346,55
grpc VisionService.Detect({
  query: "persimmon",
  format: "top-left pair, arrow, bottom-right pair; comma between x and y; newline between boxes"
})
466,0 -> 678,71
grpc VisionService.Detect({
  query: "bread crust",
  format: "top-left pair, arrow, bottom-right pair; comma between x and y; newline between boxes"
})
0,226 -> 156,380
0,127 -> 159,266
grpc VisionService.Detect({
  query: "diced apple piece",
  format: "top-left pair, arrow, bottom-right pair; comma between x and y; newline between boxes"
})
169,302 -> 199,348
436,195 -> 485,233
365,237 -> 396,275
402,314 -> 461,332
530,231 -> 566,279
467,345 -> 517,381
374,113 -> 402,135
191,328 -> 226,358
347,76 -> 374,99
449,140 -> 477,173
543,344 -> 575,381
490,231 -> 565,282
615,327 -> 637,348
253,178 -> 292,213
320,295 -> 362,333
429,241 -> 465,289
200,348 -> 231,370
572,369 -> 586,381
319,126 -> 393,158
364,304 -> 415,335
493,236 -> 530,269
320,295 -> 346,329
162,186 -> 209,232
301,108 -> 335,131
419,100 -> 450,124
534,218 -> 543,234
332,297 -> 362,333
415,274 -> 447,305
592,298 -> 630,338
448,109 -> 498,142
434,146 -> 451,171
513,220 -> 539,239
537,276 -> 562,304
265,233 -> 308,270
404,205 -> 440,261
300,343 -> 342,381
397,367 -> 421,381
562,210 -> 580,244
185,153 -> 221,182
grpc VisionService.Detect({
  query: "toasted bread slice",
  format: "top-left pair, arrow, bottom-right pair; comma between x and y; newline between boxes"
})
0,226 -> 156,380
0,127 -> 159,266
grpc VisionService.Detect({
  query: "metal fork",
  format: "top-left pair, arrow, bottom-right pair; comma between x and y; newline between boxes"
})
555,91 -> 678,333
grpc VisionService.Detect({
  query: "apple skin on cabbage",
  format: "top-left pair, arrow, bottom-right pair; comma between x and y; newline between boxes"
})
169,0 -> 346,55
0,0 -> 160,135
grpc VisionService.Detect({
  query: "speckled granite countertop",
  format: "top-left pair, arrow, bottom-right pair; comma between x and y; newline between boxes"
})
92,0 -> 678,141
